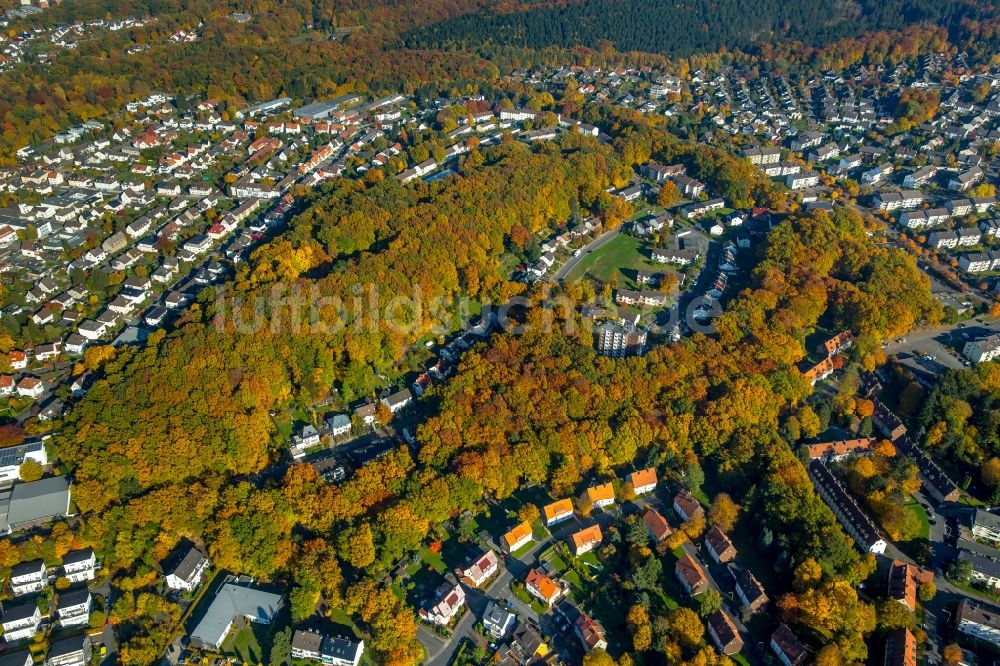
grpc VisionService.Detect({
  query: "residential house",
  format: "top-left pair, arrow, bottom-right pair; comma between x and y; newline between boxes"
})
673,489 -> 704,522
732,567 -> 768,614
643,508 -> 672,542
874,190 -> 923,212
651,248 -> 697,265
872,400 -> 906,440
353,403 -> 377,426
61,548 -> 96,583
595,321 -> 648,358
56,587 -> 91,627
0,652 -> 32,666
903,166 -> 937,188
894,435 -> 960,503
189,581 -> 284,650
10,559 -> 46,596
1,599 -> 41,641
320,636 -> 364,666
16,377 -> 44,399
707,610 -> 743,655
570,525 -> 603,556
164,543 -> 210,592
806,438 -> 877,462
960,551 -> 1000,590
615,289 -> 668,308
770,624 -> 808,666
675,554 -> 708,596
583,482 -> 615,510
887,560 -> 933,612
956,599 -> 1000,647
704,526 -> 737,563
740,147 -> 782,165
786,171 -> 820,190
291,630 -> 323,662
0,440 -> 47,484
804,355 -> 843,385
45,635 -> 91,666
325,413 -> 352,438
628,468 -> 657,495
497,620 -> 545,666
483,600 -> 516,640
455,549 -> 499,588
501,521 -> 533,554
965,335 -> 1000,364
819,331 -> 854,357
809,460 -> 886,554
973,510 -> 1000,544
525,568 -> 566,607
574,612 -> 608,653
380,388 -> 412,414
949,166 -> 984,192
884,628 -> 917,666
8,351 -> 26,370
419,575 -> 465,626
543,499 -> 574,527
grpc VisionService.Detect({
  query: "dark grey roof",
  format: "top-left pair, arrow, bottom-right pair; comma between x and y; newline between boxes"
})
61,548 -> 94,566
58,587 -> 91,608
47,634 -> 89,659
0,651 -> 31,666
292,629 -> 323,653
0,441 -> 43,468
168,545 -> 207,583
10,558 -> 44,578
957,537 -> 1000,562
974,509 -> 1000,532
5,476 -> 70,528
960,550 -> 1000,579
321,636 -> 364,662
2,599 -> 39,623
732,567 -> 767,604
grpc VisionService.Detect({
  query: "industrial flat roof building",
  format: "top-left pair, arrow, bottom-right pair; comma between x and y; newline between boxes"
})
0,476 -> 71,533
292,95 -> 363,120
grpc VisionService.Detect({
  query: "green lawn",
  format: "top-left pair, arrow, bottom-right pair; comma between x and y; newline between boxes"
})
511,582 -> 549,614
731,651 -> 752,666
578,552 -> 602,570
511,540 -> 536,560
905,500 -> 930,541
223,625 -> 265,664
539,547 -> 568,573
531,520 -> 550,540
564,233 -> 676,287
419,546 -> 447,573
897,500 -> 932,562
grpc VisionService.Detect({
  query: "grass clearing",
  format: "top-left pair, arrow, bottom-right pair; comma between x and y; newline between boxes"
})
564,233 -> 673,286
905,500 -> 930,541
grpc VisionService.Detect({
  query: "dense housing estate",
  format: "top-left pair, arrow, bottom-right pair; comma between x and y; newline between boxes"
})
2,19 -> 1000,666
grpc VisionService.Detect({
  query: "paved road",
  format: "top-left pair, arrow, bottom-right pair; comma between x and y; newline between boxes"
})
884,317 -> 1000,374
553,228 -> 621,281
419,536 -> 551,666
682,540 -> 764,666
419,506 -> 625,666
